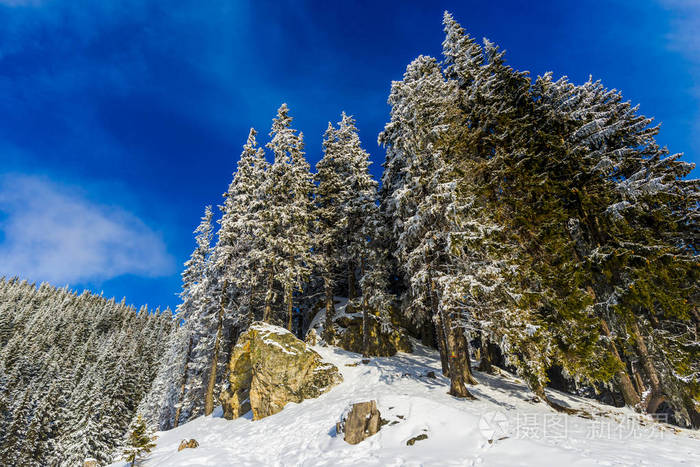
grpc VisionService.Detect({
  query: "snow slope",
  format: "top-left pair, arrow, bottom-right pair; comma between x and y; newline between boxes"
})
112,342 -> 700,466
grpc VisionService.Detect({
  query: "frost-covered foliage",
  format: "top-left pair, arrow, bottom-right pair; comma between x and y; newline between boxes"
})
262,104 -> 315,330
144,104 -> 319,429
315,112 -> 392,351
379,11 -> 698,426
0,278 -> 174,465
7,12 -> 699,467
145,11 -> 697,433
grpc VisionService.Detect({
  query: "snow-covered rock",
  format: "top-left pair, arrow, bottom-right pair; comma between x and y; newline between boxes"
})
336,400 -> 383,445
308,297 -> 412,356
219,322 -> 342,421
177,439 -> 199,451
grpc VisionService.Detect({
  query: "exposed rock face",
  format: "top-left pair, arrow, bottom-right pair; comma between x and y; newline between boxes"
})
221,322 -> 342,421
177,439 -> 199,451
406,433 -> 428,446
83,459 -> 98,467
328,314 -> 412,357
336,400 -> 382,445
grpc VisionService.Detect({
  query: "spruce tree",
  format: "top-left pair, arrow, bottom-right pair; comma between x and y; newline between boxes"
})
379,54 -> 478,398
261,104 -> 315,331
122,414 -> 158,467
217,128 -> 270,327
315,121 -> 351,337
315,112 -> 383,348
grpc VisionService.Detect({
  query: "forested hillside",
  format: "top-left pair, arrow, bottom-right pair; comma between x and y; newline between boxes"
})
0,278 -> 175,465
1,10 -> 698,467
141,12 -> 698,438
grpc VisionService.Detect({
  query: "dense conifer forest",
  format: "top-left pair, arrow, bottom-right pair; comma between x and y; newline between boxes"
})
1,11 -> 698,466
0,279 -> 174,465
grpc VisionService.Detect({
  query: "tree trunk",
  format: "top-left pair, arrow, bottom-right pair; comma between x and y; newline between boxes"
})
421,320 -> 435,347
426,270 -> 450,376
429,284 -> 450,377
532,381 -> 577,414
173,336 -> 193,428
630,321 -> 662,392
287,287 -> 294,332
477,335 -> 494,374
323,273 -> 335,341
287,257 -> 295,332
347,260 -> 357,300
204,279 -> 227,416
361,257 -> 370,358
629,320 -> 665,413
362,305 -> 370,358
527,345 -> 576,413
685,399 -> 700,429
433,313 -> 450,376
263,268 -> 274,323
631,363 -> 646,396
427,272 -> 475,399
445,309 -> 478,385
442,308 -> 477,399
600,319 -> 641,408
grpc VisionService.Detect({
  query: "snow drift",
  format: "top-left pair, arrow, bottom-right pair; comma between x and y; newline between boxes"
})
111,342 -> 700,466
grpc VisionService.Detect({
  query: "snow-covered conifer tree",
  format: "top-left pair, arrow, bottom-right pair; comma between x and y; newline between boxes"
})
379,54 -> 478,397
122,414 -> 157,467
315,112 -> 383,346
139,206 -> 213,428
260,104 -> 315,332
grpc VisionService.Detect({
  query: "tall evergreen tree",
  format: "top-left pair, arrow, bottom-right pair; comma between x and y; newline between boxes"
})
315,112 -> 384,348
260,104 -> 315,331
217,128 -> 270,327
379,55 -> 479,398
139,207 -> 214,428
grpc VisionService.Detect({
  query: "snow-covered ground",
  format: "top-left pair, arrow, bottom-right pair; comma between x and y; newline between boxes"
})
112,342 -> 699,466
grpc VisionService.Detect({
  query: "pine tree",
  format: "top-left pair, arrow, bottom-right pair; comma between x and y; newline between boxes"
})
203,128 -> 270,415
436,12 -> 700,421
177,207 -> 218,420
357,213 -> 395,358
217,128 -> 270,327
260,104 -> 315,331
315,121 -> 351,338
315,112 -> 383,348
546,76 -> 699,422
122,414 -> 158,467
379,54 -> 478,397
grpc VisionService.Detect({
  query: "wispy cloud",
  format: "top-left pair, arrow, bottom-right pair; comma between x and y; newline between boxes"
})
658,0 -> 700,63
0,174 -> 175,285
655,0 -> 700,165
0,0 -> 42,6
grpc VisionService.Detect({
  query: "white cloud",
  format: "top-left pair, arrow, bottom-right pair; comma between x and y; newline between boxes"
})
0,174 -> 175,285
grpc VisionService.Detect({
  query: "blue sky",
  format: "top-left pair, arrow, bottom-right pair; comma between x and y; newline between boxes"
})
0,0 -> 698,311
